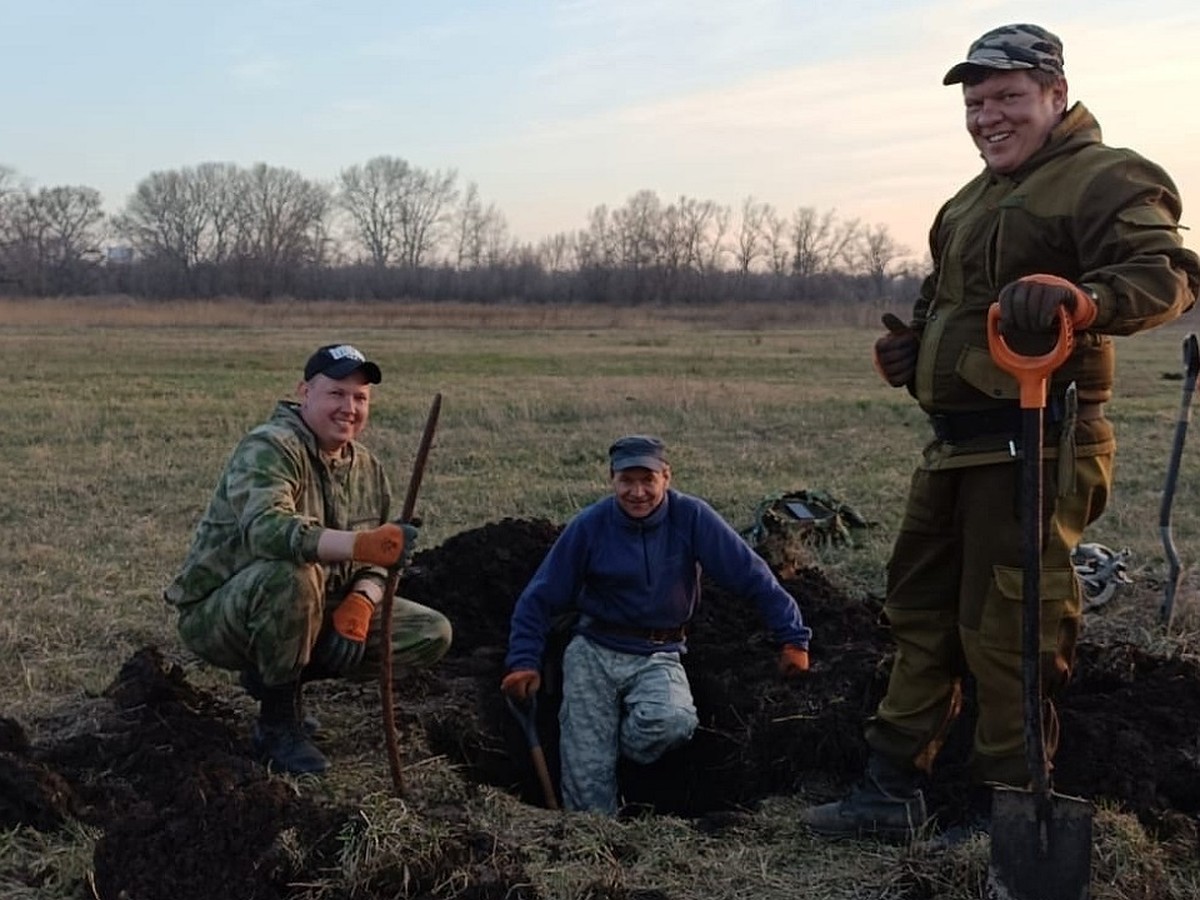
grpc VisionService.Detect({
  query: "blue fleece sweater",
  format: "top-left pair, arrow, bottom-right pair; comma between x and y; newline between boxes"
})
504,489 -> 812,672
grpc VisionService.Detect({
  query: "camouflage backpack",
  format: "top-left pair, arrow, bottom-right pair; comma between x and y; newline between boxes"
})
740,489 -> 875,577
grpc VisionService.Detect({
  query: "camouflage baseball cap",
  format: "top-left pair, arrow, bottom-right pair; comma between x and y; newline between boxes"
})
943,23 -> 1064,85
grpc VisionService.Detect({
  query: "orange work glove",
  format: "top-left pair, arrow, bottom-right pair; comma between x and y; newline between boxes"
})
873,313 -> 919,388
313,591 -> 375,674
500,669 -> 541,701
351,523 -> 406,567
778,644 -> 810,677
998,273 -> 1098,333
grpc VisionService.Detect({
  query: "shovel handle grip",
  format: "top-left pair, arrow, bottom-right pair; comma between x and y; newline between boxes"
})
986,304 -> 1075,409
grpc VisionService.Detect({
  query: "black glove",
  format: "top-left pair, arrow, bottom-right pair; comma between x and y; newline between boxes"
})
998,274 -> 1097,333
873,313 -> 919,388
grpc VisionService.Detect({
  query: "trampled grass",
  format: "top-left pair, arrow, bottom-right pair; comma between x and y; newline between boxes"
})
1,297 -> 1198,898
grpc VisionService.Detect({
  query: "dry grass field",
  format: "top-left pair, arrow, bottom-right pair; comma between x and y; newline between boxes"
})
1,296 -> 1198,899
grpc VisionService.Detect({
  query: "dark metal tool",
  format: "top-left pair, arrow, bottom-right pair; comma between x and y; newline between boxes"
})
986,306 -> 1093,900
1160,333 -> 1199,629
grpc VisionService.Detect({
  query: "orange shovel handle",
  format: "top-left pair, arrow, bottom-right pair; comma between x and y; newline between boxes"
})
986,304 -> 1075,409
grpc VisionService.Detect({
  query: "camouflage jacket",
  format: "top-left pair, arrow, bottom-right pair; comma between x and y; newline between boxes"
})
164,401 -> 393,607
909,102 -> 1199,468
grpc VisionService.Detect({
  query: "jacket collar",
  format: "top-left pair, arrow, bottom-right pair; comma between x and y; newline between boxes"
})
611,488 -> 672,529
996,101 -> 1100,182
273,400 -> 325,460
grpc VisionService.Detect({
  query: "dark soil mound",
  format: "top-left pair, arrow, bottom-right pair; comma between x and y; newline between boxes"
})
15,649 -> 353,900
2,647 -> 535,900
1057,642 -> 1200,837
4,517 -> 1200,899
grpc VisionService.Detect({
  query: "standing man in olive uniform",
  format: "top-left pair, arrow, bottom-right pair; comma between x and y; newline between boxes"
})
802,24 -> 1199,839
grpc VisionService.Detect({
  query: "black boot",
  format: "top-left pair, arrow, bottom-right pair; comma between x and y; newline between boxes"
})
251,681 -> 329,775
240,669 -> 321,736
926,783 -> 993,848
799,753 -> 927,841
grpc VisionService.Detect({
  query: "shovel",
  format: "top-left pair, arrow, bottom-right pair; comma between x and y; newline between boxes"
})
1159,332 -> 1199,629
505,693 -> 560,810
985,304 -> 1093,900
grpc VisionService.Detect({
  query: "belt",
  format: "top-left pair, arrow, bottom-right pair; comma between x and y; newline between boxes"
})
587,619 -> 688,644
929,402 -> 1103,443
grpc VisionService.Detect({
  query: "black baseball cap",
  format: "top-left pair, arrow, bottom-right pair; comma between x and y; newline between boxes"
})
303,344 -> 382,383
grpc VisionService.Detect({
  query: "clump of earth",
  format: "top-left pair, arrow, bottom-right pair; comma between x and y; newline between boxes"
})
3,518 -> 1198,899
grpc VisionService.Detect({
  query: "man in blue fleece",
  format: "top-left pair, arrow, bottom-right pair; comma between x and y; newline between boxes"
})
501,434 -> 812,813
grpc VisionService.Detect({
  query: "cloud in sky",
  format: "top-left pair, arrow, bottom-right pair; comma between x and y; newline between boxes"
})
3,0 -> 1199,261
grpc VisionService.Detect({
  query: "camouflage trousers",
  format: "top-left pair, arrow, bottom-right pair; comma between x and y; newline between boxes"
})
558,635 -> 698,814
175,558 -> 452,687
866,453 -> 1111,786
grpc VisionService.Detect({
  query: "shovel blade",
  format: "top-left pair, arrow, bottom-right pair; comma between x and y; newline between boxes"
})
987,786 -> 1093,900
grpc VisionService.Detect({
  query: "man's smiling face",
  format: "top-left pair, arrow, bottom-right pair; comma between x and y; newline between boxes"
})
612,466 -> 670,519
964,70 -> 1066,174
298,371 -> 371,454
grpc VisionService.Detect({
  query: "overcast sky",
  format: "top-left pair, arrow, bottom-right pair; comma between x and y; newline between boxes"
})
4,0 -> 1199,262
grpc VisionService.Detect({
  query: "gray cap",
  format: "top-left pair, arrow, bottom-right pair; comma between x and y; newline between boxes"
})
943,23 -> 1065,85
609,434 -> 668,472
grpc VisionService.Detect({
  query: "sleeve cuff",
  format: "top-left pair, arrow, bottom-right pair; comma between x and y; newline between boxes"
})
1080,282 -> 1111,329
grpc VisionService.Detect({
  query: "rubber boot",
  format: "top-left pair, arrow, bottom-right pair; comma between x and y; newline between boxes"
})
251,681 -> 330,775
240,669 -> 321,736
799,754 -> 927,841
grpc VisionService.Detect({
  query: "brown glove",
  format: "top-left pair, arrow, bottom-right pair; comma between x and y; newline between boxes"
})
500,669 -> 541,701
998,273 -> 1098,333
873,313 -> 919,388
778,644 -> 810,677
351,523 -> 406,567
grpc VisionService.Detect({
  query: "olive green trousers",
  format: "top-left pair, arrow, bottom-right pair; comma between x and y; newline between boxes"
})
865,453 -> 1111,786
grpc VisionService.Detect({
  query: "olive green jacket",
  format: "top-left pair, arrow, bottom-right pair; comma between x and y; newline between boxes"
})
909,102 -> 1199,468
164,401 -> 392,607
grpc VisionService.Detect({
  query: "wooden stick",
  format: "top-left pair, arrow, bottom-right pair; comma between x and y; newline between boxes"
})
380,392 -> 442,796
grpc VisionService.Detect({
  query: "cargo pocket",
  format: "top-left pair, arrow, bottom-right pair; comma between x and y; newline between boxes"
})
956,344 -> 1019,401
978,565 -> 1077,653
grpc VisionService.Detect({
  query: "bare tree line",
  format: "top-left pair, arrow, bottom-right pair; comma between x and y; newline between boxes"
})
0,158 -> 924,304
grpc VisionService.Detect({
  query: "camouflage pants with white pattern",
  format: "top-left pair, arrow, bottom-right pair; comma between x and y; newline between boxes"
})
558,635 -> 698,814
175,558 -> 452,686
